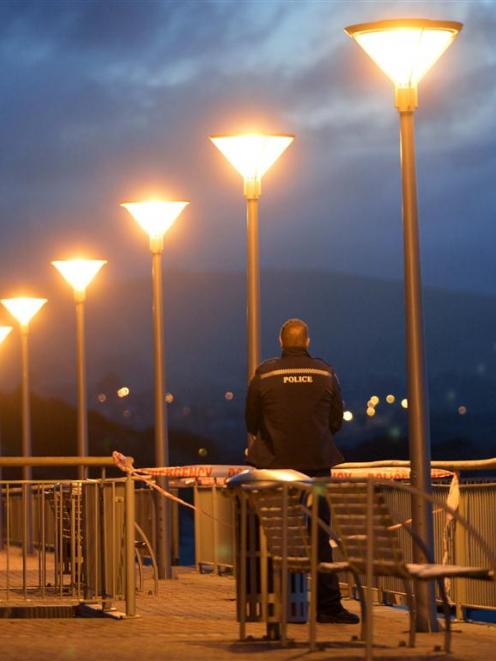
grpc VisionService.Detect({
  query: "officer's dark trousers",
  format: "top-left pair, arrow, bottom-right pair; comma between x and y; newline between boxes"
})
306,471 -> 342,614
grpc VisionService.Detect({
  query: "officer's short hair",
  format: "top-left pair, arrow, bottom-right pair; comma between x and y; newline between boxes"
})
280,318 -> 309,348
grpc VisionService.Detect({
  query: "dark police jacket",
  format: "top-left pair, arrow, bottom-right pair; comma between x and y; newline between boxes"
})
245,347 -> 345,472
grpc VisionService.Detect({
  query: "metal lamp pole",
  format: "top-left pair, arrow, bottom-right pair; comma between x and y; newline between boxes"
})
245,178 -> 262,380
75,290 -> 87,478
151,234 -> 171,580
20,324 -> 32,485
345,17 -> 463,631
0,326 -> 13,552
397,86 -> 437,631
20,323 -> 33,557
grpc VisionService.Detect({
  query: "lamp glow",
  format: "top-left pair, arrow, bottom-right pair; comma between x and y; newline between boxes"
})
121,200 -> 189,240
345,19 -> 462,88
52,259 -> 107,294
210,133 -> 294,181
0,326 -> 13,343
2,298 -> 47,327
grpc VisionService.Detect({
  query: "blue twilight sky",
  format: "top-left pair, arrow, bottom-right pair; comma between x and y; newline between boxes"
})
0,0 -> 495,298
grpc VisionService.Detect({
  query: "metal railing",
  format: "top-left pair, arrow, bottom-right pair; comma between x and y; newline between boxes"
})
332,459 -> 496,617
0,457 -> 140,617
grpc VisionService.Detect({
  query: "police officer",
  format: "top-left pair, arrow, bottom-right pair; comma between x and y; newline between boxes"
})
245,318 -> 359,624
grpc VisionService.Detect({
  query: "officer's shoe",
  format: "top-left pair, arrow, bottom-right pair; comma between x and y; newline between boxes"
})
317,607 -> 360,624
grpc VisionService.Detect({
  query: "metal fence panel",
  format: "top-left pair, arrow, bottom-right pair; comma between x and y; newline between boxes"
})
1,477 -> 137,616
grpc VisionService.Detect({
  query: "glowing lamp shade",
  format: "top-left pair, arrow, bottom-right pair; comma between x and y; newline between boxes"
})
345,19 -> 462,88
0,326 -> 13,343
121,200 -> 189,240
210,133 -> 294,180
1,297 -> 47,327
52,259 -> 107,294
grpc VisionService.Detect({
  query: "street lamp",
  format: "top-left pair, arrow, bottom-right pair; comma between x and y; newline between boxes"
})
2,298 -> 47,556
345,18 -> 462,632
210,133 -> 294,380
52,259 -> 107,479
1,298 -> 47,481
121,199 -> 188,580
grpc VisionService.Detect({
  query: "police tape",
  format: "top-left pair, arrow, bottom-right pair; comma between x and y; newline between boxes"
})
112,451 -> 234,527
112,452 -> 246,481
332,467 -> 454,480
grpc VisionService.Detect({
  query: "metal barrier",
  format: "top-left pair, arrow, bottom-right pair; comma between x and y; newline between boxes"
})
194,484 -> 234,574
330,459 -> 496,619
364,479 -> 496,618
0,458 -> 140,617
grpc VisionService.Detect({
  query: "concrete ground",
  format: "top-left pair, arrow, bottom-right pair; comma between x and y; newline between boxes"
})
1,553 -> 495,660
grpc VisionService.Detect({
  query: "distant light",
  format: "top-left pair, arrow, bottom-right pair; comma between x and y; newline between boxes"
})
386,394 -> 395,404
446,390 -> 456,402
165,392 -> 174,404
123,409 -> 131,418
97,393 -> 107,403
401,398 -> 408,409
117,387 -> 130,398
343,410 -> 354,422
458,405 -> 467,416
370,395 -> 380,406
198,448 -> 208,457
182,406 -> 191,416
389,426 -> 401,439
224,391 -> 234,401
366,406 -> 376,417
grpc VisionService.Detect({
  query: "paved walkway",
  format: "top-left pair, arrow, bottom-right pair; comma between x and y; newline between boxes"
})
1,560 -> 495,660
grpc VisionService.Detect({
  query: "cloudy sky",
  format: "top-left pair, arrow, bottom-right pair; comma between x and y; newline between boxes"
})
0,0 -> 495,299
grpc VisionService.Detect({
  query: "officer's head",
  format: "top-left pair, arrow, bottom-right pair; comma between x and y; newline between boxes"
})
279,318 -> 310,349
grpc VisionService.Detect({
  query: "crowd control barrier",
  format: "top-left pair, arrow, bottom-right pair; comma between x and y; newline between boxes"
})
0,457 -> 140,617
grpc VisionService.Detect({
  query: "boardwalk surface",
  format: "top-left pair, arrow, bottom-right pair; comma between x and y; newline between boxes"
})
1,555 -> 495,660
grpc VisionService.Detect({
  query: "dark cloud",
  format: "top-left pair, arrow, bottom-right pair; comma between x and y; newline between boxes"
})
0,0 -> 494,301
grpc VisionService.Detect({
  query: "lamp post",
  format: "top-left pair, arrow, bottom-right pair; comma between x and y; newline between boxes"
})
122,199 -> 188,580
210,133 -> 294,380
1,298 -> 47,480
345,18 -> 462,631
52,259 -> 107,479
1,298 -> 47,555
0,326 -> 13,551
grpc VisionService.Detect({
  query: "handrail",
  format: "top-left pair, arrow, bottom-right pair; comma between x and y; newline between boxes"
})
335,458 -> 496,472
0,455 -> 494,471
0,456 -> 132,467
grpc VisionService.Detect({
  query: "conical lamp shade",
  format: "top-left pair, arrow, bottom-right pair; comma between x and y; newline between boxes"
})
121,200 -> 189,240
1,297 -> 47,326
52,259 -> 107,293
210,133 -> 294,180
345,19 -> 462,88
